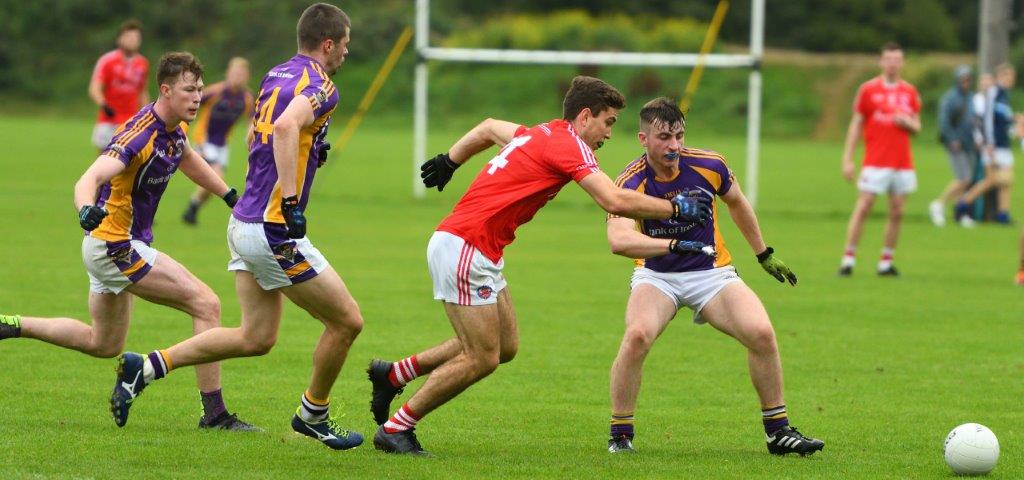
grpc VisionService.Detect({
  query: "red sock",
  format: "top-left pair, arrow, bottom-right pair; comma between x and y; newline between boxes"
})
383,403 -> 420,433
388,355 -> 421,388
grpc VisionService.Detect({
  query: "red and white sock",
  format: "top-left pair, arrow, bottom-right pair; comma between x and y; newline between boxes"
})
841,246 -> 856,268
383,403 -> 420,433
878,247 -> 894,271
388,356 -> 422,387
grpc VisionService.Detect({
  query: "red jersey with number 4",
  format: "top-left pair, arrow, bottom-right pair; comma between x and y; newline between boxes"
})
854,77 -> 921,170
437,119 -> 602,263
92,49 -> 149,125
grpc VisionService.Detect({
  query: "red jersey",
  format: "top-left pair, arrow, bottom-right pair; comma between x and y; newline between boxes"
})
854,76 -> 921,170
92,49 -> 149,125
437,119 -> 601,263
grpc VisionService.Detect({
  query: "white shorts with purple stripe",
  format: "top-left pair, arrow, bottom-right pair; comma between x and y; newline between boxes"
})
82,236 -> 158,294
427,231 -> 506,306
226,216 -> 329,291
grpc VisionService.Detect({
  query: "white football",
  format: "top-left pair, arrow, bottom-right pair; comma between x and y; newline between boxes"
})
944,423 -> 999,475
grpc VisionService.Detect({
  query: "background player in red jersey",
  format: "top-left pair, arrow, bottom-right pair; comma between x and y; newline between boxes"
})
88,20 -> 149,152
839,42 -> 921,277
604,98 -> 822,456
368,76 -> 714,455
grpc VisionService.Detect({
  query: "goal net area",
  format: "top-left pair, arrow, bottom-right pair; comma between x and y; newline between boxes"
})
412,0 -> 766,205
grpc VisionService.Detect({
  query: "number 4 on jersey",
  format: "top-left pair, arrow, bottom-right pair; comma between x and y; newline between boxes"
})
487,135 -> 531,174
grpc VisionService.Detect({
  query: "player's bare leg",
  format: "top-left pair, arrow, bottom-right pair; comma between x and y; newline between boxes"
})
839,191 -> 877,275
1016,230 -> 1024,285
369,288 -> 518,425
374,291 -> 515,454
995,168 -> 1013,223
16,292 -> 133,357
701,282 -> 823,455
607,284 -> 676,452
183,163 -> 225,225
878,193 -> 906,276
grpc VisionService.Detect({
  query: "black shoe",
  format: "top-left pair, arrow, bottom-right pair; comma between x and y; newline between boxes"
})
199,411 -> 264,432
837,265 -> 853,277
608,435 -> 635,453
182,204 -> 198,225
877,266 -> 899,277
367,359 -> 404,425
766,426 -> 824,456
373,425 -> 429,455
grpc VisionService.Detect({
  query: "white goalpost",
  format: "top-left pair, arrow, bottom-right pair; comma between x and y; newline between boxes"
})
413,0 -> 766,206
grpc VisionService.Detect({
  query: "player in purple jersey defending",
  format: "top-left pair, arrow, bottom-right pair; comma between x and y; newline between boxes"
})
182,57 -> 255,225
0,52 -> 257,431
604,98 -> 823,456
112,4 -> 364,451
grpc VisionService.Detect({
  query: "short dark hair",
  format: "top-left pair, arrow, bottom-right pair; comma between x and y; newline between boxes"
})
157,52 -> 203,87
297,3 -> 350,52
562,76 -> 626,120
118,19 -> 142,36
882,41 -> 901,53
639,97 -> 686,132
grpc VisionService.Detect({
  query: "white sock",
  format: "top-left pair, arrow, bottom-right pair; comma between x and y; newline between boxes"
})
142,358 -> 155,384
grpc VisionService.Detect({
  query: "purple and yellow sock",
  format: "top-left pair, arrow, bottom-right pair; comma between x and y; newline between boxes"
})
200,389 -> 227,422
299,391 -> 330,423
762,405 -> 789,435
610,411 -> 635,439
146,350 -> 172,381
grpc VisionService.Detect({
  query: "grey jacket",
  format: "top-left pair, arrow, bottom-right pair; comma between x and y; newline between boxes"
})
938,85 -> 977,150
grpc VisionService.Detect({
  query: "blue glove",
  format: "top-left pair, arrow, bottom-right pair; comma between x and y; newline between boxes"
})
281,195 -> 306,239
78,205 -> 108,231
669,239 -> 716,257
670,193 -> 712,224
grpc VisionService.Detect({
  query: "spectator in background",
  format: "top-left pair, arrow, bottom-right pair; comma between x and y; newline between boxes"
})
955,64 -> 1015,226
88,20 -> 149,153
929,65 -> 977,227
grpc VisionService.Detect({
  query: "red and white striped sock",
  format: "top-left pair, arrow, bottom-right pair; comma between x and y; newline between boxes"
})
388,355 -> 422,388
382,403 -> 421,433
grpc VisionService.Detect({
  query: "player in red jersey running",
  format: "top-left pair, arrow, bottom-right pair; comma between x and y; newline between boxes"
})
839,42 -> 921,277
367,76 -> 714,455
89,20 -> 149,152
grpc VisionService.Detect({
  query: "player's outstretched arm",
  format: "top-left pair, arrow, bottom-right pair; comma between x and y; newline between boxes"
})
607,217 -> 715,258
447,118 -> 521,164
179,142 -> 237,207
579,172 -> 710,223
421,118 -> 521,191
74,155 -> 127,229
721,183 -> 797,285
841,113 -> 864,182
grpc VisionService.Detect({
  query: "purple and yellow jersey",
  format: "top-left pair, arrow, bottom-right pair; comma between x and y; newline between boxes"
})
192,86 -> 253,147
612,147 -> 734,273
91,103 -> 188,245
233,54 -> 338,224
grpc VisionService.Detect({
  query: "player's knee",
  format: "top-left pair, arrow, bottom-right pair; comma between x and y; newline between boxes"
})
468,349 -> 500,376
499,342 -> 518,364
240,329 -> 276,356
90,342 -> 124,359
889,204 -> 905,220
747,322 -> 778,353
624,326 -> 656,353
191,291 -> 222,326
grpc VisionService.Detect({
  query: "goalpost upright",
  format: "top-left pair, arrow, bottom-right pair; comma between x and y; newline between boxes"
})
413,0 -> 765,206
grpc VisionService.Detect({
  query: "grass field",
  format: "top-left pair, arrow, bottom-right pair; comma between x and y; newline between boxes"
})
0,112 -> 1021,479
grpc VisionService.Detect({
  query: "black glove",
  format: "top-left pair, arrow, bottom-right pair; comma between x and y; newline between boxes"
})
222,188 -> 239,208
78,205 -> 108,231
670,193 -> 712,224
316,142 -> 331,168
101,104 -> 116,118
669,239 -> 717,257
281,195 -> 306,239
420,152 -> 460,191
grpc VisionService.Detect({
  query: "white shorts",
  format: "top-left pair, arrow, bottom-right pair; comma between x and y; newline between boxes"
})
857,167 -> 917,195
198,143 -> 230,167
82,236 -> 158,294
631,266 -> 742,324
427,231 -> 506,306
92,123 -> 117,149
982,148 -> 1014,168
226,216 -> 329,290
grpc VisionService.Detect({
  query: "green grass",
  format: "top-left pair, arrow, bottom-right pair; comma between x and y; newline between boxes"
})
0,111 -> 1021,479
